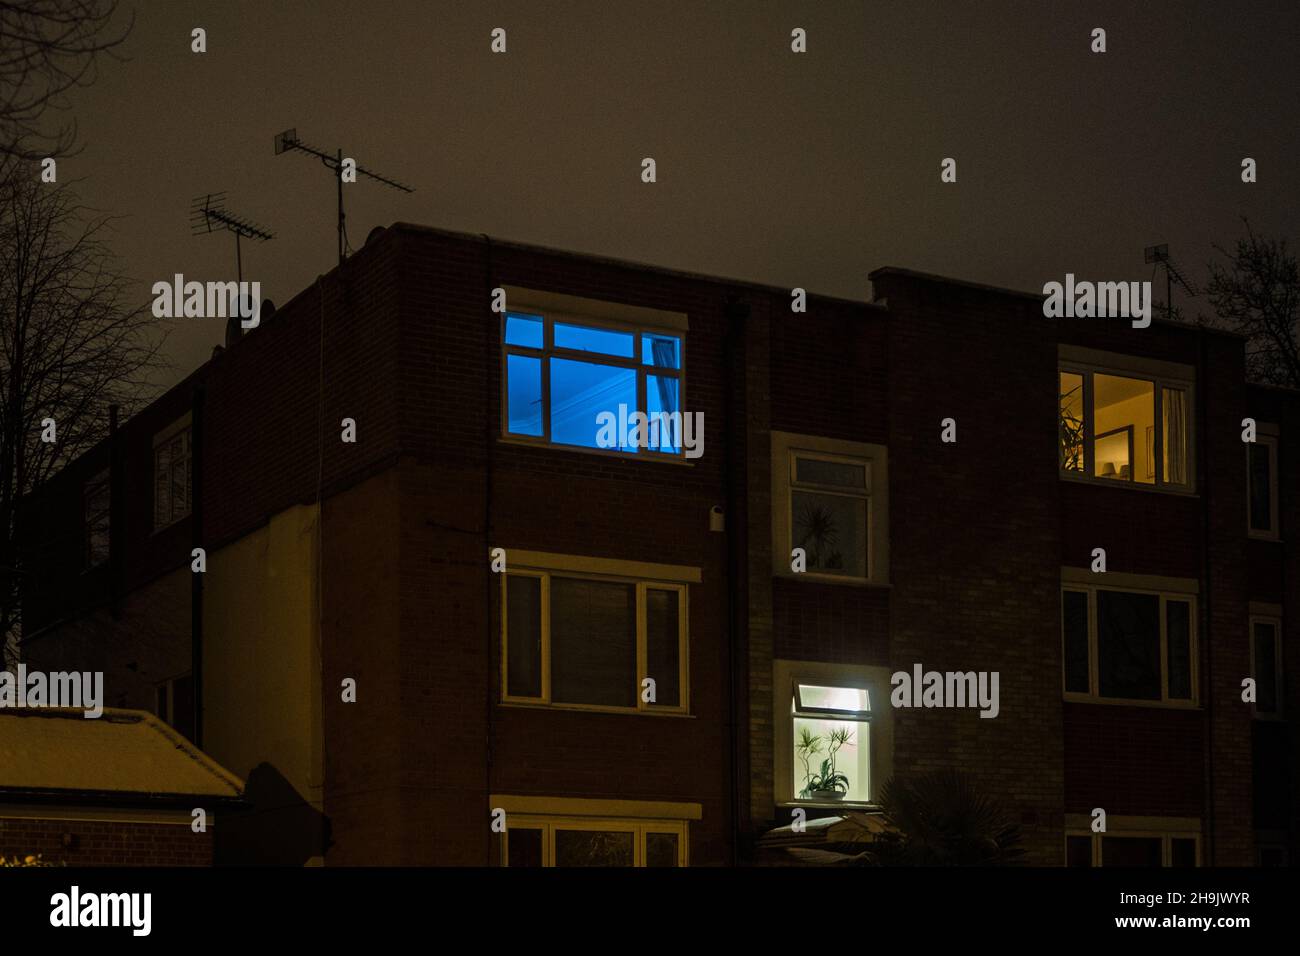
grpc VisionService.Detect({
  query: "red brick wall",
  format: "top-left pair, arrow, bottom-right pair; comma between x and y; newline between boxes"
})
0,817 -> 212,866
873,271 -> 1065,864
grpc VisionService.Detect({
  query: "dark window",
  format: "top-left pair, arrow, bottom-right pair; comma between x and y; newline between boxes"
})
1101,836 -> 1162,866
645,831 -> 679,867
1066,835 -> 1093,867
1062,591 -> 1090,693
550,579 -> 636,708
1253,621 -> 1280,715
645,588 -> 680,707
506,576 -> 542,698
1166,600 -> 1193,700
1170,838 -> 1197,867
83,471 -> 110,568
1248,441 -> 1274,533
554,829 -> 634,867
507,827 -> 543,868
1097,591 -> 1161,700
172,676 -> 195,742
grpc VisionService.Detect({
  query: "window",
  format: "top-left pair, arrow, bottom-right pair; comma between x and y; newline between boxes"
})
1065,822 -> 1200,867
773,660 -> 893,807
1248,429 -> 1279,539
501,553 -> 692,713
1061,578 -> 1197,705
502,309 -> 685,456
1250,616 -> 1283,719
792,683 -> 871,803
772,432 -> 889,585
500,817 -> 688,867
83,469 -> 110,568
153,422 -> 192,529
156,675 -> 195,742
1057,350 -> 1193,490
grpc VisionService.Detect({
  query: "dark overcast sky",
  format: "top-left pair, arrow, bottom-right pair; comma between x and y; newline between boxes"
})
58,0 -> 1300,389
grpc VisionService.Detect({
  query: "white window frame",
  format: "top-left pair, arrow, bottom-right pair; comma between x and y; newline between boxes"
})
499,292 -> 689,461
152,414 -> 193,531
1057,346 -> 1196,494
500,552 -> 694,715
1061,570 -> 1199,708
1064,815 -> 1201,866
1247,427 -> 1280,540
773,659 -> 894,809
83,468 -> 110,569
771,431 -> 889,586
1249,611 -> 1284,720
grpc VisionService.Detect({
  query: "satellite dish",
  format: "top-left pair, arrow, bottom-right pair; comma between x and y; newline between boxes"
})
365,226 -> 387,247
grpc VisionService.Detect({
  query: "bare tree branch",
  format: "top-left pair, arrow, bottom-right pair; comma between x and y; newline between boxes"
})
0,0 -> 132,165
1202,219 -> 1300,389
0,164 -> 165,666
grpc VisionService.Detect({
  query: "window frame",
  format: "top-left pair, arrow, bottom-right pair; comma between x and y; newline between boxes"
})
1247,427 -> 1280,540
499,308 -> 688,460
1249,613 -> 1284,720
152,414 -> 193,532
500,816 -> 689,867
771,431 -> 889,587
1061,576 -> 1199,708
82,468 -> 111,570
1057,347 -> 1196,494
500,562 -> 691,715
773,659 -> 894,810
1065,825 -> 1202,867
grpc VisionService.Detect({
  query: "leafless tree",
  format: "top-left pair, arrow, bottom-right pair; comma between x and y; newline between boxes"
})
1204,221 -> 1300,389
0,166 -> 164,666
0,0 -> 132,172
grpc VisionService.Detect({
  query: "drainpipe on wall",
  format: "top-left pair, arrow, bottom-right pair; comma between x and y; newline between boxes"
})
1198,333 -> 1214,863
483,235 -> 496,865
191,384 -> 205,749
108,404 -> 121,621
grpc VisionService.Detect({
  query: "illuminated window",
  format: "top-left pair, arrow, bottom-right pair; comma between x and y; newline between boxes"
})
500,817 -> 688,867
83,470 -> 110,568
502,563 -> 689,713
153,421 -> 192,530
1062,582 -> 1196,705
1057,362 -> 1192,490
1248,429 -> 1279,539
502,311 -> 684,455
792,683 -> 871,804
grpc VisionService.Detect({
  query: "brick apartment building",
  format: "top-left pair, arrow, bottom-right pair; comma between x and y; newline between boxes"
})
16,223 -> 1298,866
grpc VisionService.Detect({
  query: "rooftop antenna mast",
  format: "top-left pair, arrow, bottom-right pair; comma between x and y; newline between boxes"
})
273,128 -> 415,267
1144,244 -> 1198,322
189,192 -> 274,285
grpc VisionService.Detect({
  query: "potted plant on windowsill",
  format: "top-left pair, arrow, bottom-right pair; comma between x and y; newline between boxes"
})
797,726 -> 854,801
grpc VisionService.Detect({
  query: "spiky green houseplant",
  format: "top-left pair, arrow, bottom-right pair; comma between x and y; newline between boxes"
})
797,726 -> 854,799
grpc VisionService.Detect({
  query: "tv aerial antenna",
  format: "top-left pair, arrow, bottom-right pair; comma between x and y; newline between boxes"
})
273,128 -> 415,267
190,192 -> 274,285
1143,244 -> 1198,321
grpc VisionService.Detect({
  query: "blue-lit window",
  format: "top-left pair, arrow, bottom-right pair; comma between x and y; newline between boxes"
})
503,311 -> 685,455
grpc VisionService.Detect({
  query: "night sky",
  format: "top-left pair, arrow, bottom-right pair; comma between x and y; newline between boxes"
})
57,0 -> 1300,389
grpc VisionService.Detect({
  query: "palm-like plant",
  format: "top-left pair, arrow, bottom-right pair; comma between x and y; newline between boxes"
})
1060,386 -> 1085,471
796,501 -> 844,570
797,726 -> 854,798
855,770 -> 1024,866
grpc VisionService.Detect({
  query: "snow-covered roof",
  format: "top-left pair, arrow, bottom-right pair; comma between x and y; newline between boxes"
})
0,708 -> 243,801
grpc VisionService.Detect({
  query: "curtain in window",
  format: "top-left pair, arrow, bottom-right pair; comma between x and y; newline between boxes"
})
651,339 -> 679,414
1163,389 -> 1187,484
